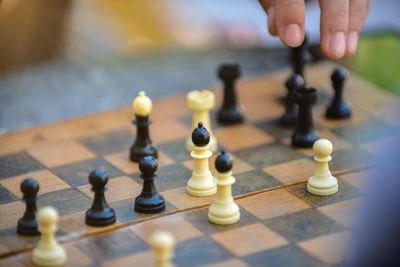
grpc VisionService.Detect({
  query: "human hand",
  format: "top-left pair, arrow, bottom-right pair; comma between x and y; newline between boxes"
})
259,0 -> 370,59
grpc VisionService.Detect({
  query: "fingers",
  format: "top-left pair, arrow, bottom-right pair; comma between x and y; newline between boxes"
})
274,0 -> 305,47
259,0 -> 278,36
319,0 -> 349,59
346,0 -> 369,56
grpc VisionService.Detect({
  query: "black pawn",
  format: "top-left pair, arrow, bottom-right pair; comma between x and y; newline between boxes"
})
326,67 -> 352,119
215,149 -> 233,174
134,156 -> 165,214
217,63 -> 245,125
280,74 -> 305,126
130,115 -> 157,163
292,87 -> 319,148
291,33 -> 313,81
192,122 -> 210,147
17,178 -> 39,236
85,169 -> 116,227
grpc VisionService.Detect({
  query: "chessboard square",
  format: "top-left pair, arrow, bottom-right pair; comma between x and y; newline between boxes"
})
340,170 -> 372,192
265,208 -> 345,242
185,207 -> 260,235
298,231 -> 351,265
255,119 -> 293,141
202,259 -> 250,267
233,170 -> 281,196
77,176 -> 141,203
0,201 -> 24,230
1,170 -> 70,198
158,139 -> 191,162
330,147 -> 374,174
287,179 -> 363,208
77,229 -> 148,262
109,199 -> 141,223
38,188 -> 91,215
152,119 -> 192,143
318,198 -> 363,229
132,164 -> 191,192
263,158 -> 314,185
51,157 -> 124,186
211,223 -> 288,257
0,151 -> 43,180
243,245 -> 323,267
214,124 -> 274,151
173,236 -> 233,267
0,185 -> 18,204
64,243 -> 95,267
79,128 -> 133,156
0,227 -> 38,253
27,140 -> 96,168
0,253 -> 33,267
102,251 -> 153,267
129,213 -> 203,243
58,210 -> 86,234
333,118 -> 400,145
236,143 -> 304,169
162,187 -> 214,210
237,188 -> 310,220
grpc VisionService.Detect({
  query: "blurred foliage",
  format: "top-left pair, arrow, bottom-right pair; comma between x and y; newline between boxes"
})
349,34 -> 400,95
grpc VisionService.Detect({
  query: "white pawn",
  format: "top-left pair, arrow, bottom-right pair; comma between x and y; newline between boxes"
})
32,206 -> 66,267
150,231 -> 175,267
307,139 -> 338,195
208,150 -> 240,225
186,90 -> 218,153
187,122 -> 217,197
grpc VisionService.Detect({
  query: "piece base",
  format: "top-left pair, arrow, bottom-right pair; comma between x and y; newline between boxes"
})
307,183 -> 338,196
325,105 -> 352,120
217,108 -> 245,126
134,202 -> 165,214
186,185 -> 217,197
85,209 -> 116,227
17,219 -> 39,236
208,211 -> 240,225
291,131 -> 319,148
32,246 -> 66,267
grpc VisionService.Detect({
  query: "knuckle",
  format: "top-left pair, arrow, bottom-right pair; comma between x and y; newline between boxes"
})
332,6 -> 348,18
283,0 -> 303,10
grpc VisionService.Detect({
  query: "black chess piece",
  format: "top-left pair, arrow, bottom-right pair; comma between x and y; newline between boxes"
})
217,63 -> 244,125
292,87 -> 319,148
291,33 -> 313,81
192,122 -> 210,147
215,149 -> 233,173
280,74 -> 305,126
326,67 -> 352,119
17,178 -> 39,236
85,169 -> 116,227
134,156 -> 165,214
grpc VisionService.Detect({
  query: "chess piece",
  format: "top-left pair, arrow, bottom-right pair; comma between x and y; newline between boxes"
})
32,206 -> 66,266
150,231 -> 175,267
280,74 -> 304,126
307,139 -> 338,195
208,150 -> 240,225
186,90 -> 218,153
130,91 -> 158,162
17,178 -> 40,236
135,156 -> 165,214
291,33 -> 313,81
292,87 -> 319,148
326,67 -> 352,119
187,122 -> 217,197
85,169 -> 116,227
217,63 -> 245,125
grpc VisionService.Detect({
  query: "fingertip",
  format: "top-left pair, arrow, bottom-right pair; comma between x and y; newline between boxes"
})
346,30 -> 359,56
282,23 -> 303,47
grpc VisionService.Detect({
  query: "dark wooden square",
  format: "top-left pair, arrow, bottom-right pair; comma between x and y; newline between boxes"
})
0,152 -> 43,180
38,188 -> 91,215
330,147 -> 374,173
233,170 -> 281,196
0,185 -> 18,204
158,139 -> 191,162
79,129 -> 133,155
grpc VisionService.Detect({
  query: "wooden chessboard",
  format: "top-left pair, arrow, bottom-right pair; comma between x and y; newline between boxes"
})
1,61 -> 399,267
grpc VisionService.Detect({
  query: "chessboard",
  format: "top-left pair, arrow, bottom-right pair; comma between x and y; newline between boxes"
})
1,61 -> 399,267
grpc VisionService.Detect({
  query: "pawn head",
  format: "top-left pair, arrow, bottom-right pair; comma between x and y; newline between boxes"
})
20,178 -> 39,198
139,156 -> 158,177
37,206 -> 58,226
89,169 -> 109,189
313,139 -> 333,157
215,149 -> 233,173
150,230 -> 175,250
132,91 -> 152,116
218,63 -> 241,80
331,67 -> 347,85
285,74 -> 304,91
191,122 -> 210,147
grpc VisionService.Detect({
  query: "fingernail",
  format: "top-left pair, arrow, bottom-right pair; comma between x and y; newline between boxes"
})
284,24 -> 302,47
330,31 -> 346,58
347,31 -> 359,55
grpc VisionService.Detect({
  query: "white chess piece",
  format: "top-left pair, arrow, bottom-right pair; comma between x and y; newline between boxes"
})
186,90 -> 218,153
32,206 -> 66,266
187,123 -> 217,197
307,139 -> 338,195
208,150 -> 240,225
150,231 -> 175,267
